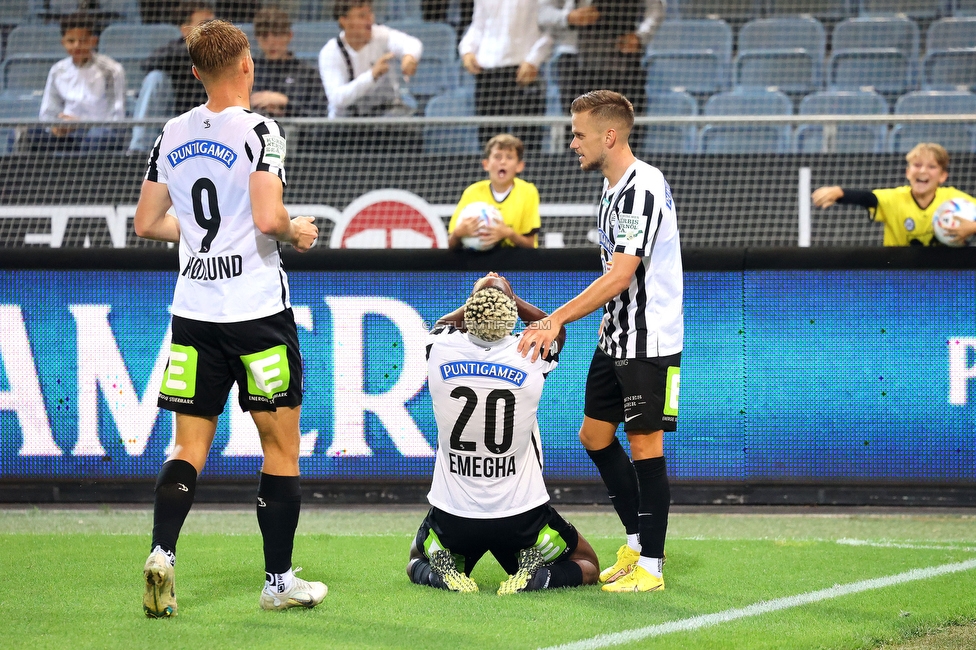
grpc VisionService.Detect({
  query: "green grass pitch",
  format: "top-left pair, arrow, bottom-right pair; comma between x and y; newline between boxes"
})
2,506 -> 975,650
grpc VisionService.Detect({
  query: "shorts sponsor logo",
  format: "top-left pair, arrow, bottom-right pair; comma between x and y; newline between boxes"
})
241,345 -> 291,399
663,366 -> 680,417
167,139 -> 237,168
160,344 -> 198,398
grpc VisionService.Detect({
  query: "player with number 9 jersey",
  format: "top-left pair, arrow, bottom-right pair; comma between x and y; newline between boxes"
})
146,108 -> 290,322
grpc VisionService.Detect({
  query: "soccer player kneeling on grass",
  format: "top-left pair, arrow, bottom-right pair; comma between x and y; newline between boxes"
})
133,19 -> 324,617
407,273 -> 599,594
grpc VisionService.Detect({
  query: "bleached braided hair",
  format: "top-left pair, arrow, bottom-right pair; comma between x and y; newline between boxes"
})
463,287 -> 518,342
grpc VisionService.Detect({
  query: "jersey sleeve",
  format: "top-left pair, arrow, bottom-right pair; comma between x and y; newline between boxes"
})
245,119 -> 287,185
144,128 -> 167,184
614,183 -> 661,257
870,188 -> 897,223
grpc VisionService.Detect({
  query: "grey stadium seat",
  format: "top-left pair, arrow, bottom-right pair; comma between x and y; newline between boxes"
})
645,19 -> 733,95
922,18 -> 976,90
423,86 -> 479,155
640,90 -> 698,154
889,90 -> 976,152
795,90 -> 889,153
828,17 -> 920,96
734,17 -> 826,94
699,89 -> 793,153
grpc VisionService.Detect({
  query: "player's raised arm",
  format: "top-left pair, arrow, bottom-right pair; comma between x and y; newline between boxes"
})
133,180 -> 180,243
249,171 -> 318,252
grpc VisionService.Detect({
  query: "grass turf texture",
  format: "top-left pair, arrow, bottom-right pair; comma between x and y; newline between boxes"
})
2,507 -> 975,650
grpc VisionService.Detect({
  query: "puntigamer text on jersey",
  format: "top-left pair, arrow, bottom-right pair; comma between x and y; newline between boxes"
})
167,139 -> 238,169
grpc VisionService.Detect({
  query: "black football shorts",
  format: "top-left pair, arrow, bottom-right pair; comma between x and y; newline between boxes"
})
584,347 -> 680,432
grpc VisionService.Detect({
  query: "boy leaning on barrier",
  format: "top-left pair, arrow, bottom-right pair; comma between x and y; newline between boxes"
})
812,142 -> 976,246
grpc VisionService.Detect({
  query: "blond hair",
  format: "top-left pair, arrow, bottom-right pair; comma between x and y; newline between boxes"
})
906,142 -> 949,171
186,19 -> 249,80
483,133 -> 524,161
570,90 -> 635,133
464,287 -> 518,342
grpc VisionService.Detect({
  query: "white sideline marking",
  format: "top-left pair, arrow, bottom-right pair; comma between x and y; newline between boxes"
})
838,538 -> 976,553
538,559 -> 976,650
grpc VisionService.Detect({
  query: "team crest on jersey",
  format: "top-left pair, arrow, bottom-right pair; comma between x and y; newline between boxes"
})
609,208 -> 619,227
440,361 -> 527,386
904,217 -> 916,232
167,139 -> 237,169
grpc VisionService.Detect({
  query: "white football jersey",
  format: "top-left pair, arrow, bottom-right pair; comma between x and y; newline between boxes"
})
146,105 -> 291,323
426,325 -> 557,519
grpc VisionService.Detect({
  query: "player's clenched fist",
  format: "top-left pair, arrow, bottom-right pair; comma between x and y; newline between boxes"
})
812,186 -> 844,209
290,216 -> 318,252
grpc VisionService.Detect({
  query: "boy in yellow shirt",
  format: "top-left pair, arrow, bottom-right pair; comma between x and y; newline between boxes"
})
812,142 -> 976,246
448,134 -> 541,249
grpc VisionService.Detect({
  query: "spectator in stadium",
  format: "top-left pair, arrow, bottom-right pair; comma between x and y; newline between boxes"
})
250,7 -> 328,117
29,12 -> 126,153
519,90 -> 682,594
459,0 -> 551,149
318,0 -> 422,118
539,0 -> 665,116
812,143 -> 976,246
448,134 -> 541,249
407,272 -> 600,594
143,1 -> 216,114
133,20 -> 325,617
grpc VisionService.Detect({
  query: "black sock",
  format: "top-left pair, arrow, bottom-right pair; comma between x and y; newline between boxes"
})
151,459 -> 198,555
408,558 -> 447,589
634,456 -> 670,559
256,473 -> 302,575
542,560 -> 584,588
586,438 -> 639,534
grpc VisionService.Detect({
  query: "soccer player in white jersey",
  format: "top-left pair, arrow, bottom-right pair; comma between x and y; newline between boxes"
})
407,272 -> 599,594
132,19 -> 324,617
519,90 -> 682,593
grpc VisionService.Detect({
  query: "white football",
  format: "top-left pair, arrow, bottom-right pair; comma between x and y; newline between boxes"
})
457,201 -> 504,251
932,198 -> 976,247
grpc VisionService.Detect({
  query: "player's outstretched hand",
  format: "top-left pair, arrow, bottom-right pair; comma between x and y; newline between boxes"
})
812,186 -> 843,209
290,216 -> 318,252
518,319 -> 556,363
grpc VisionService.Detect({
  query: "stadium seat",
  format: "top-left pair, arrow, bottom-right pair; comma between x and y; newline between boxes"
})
890,90 -> 976,152
954,0 -> 976,15
34,0 -> 140,22
5,23 -> 62,58
0,93 -> 42,156
384,0 -> 423,22
388,21 -> 459,100
99,23 -> 183,108
795,90 -> 888,152
0,56 -> 61,95
423,86 -> 479,155
128,71 -> 173,152
764,0 -> 851,19
640,91 -> 698,154
699,89 -> 793,153
645,19 -> 733,94
828,17 -> 920,95
291,21 -> 341,61
678,0 -> 761,20
858,0 -> 942,19
0,0 -> 29,27
734,17 -> 826,94
922,18 -> 976,90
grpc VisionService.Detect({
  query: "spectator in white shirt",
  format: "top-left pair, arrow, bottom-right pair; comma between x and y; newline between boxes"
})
318,0 -> 423,118
539,0 -> 665,115
460,0 -> 551,150
30,12 -> 126,153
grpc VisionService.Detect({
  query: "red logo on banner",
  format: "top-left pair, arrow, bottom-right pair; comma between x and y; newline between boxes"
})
330,190 -> 448,249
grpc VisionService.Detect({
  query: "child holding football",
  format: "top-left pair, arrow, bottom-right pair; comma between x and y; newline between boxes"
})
812,142 -> 976,246
447,134 -> 541,250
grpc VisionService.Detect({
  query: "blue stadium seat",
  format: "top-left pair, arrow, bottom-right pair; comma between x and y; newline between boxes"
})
828,17 -> 920,95
0,93 -> 41,154
922,18 -> 976,90
640,91 -> 698,154
0,0 -> 30,27
954,0 -> 976,15
0,56 -> 61,95
5,23 -> 62,57
33,0 -> 140,22
384,0 -> 423,22
700,89 -> 793,153
858,0 -> 943,18
734,17 -> 826,94
388,21 -> 459,100
645,19 -> 733,94
795,90 -> 888,152
423,86 -> 479,155
678,0 -> 761,20
99,23 -> 183,105
128,70 -> 173,152
765,0 -> 851,19
890,90 -> 976,152
291,21 -> 341,61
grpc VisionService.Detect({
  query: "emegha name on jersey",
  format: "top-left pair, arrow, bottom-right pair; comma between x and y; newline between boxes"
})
439,361 -> 527,386
449,452 -> 517,478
